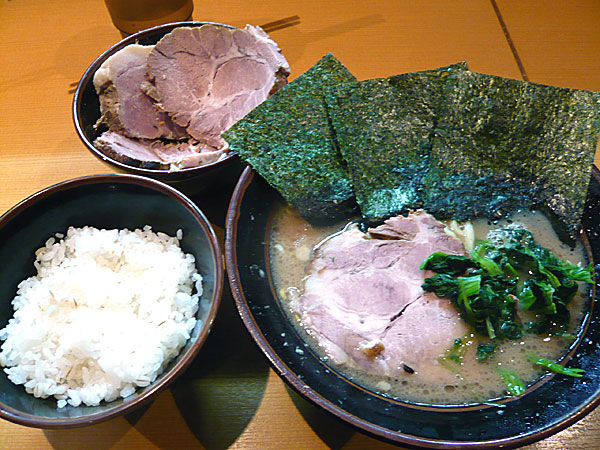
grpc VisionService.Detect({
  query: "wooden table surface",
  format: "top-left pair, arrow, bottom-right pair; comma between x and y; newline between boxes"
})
1,1 -> 599,448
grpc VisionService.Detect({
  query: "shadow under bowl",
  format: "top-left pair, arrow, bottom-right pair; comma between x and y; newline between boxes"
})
0,173 -> 223,428
72,21 -> 245,196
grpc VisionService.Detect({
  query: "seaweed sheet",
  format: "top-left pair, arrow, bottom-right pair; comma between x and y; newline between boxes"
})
386,61 -> 468,117
425,71 -> 600,242
325,63 -> 468,222
222,53 -> 358,223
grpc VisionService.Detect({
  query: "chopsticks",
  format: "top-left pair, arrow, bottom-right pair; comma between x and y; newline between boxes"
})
260,15 -> 301,33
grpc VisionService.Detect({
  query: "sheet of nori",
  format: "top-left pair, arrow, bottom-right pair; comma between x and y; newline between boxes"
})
222,53 -> 358,223
386,61 -> 468,117
424,70 -> 600,242
325,63 -> 468,223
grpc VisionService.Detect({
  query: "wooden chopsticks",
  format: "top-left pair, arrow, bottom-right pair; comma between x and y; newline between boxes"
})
260,15 -> 301,33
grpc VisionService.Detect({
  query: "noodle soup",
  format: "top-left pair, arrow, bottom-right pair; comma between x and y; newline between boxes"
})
269,205 -> 591,406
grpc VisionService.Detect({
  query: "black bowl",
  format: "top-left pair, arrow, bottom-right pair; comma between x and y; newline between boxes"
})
225,165 -> 600,448
72,21 -> 245,195
0,174 -> 223,428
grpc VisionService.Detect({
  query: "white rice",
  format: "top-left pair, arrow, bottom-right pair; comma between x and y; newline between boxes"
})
0,225 -> 202,408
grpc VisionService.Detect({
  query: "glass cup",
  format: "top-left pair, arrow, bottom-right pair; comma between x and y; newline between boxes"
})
104,0 -> 194,36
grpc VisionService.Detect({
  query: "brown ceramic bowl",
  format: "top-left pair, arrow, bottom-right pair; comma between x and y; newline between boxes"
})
72,21 -> 245,196
0,174 -> 223,428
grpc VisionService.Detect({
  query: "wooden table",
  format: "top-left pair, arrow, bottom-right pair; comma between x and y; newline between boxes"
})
1,1 -> 599,448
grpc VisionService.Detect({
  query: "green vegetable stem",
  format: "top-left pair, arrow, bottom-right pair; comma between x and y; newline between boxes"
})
497,367 -> 526,396
526,353 -> 585,378
497,367 -> 525,397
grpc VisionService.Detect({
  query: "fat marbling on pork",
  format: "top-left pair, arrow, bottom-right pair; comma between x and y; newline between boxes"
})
144,24 -> 290,141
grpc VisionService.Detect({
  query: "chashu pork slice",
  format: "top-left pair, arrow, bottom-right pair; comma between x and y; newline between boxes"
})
144,24 -> 290,140
94,131 -> 227,170
93,44 -> 188,140
299,211 -> 469,384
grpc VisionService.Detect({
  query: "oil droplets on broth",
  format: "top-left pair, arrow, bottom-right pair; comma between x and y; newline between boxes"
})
268,205 -> 591,406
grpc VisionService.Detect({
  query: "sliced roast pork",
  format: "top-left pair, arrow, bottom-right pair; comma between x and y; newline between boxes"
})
298,211 -> 469,384
94,131 -> 227,170
93,44 -> 188,140
144,24 -> 290,140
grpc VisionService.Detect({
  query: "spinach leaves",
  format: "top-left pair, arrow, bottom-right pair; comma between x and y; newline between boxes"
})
422,226 -> 592,396
496,367 -> 526,396
421,227 -> 593,342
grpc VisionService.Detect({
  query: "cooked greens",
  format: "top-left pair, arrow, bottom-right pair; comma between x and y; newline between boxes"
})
445,336 -> 471,364
476,343 -> 498,361
497,367 -> 526,396
421,254 -> 522,341
420,252 -> 477,276
421,227 -> 594,343
425,225 -> 590,397
526,353 -> 585,378
437,335 -> 473,377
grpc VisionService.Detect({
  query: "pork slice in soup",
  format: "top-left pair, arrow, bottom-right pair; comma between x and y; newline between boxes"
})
270,206 -> 590,406
299,211 -> 469,384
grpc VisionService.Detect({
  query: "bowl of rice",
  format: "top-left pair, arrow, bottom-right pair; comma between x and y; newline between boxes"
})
0,173 -> 223,428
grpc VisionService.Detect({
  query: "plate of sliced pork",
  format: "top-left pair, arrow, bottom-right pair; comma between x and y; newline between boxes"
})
73,21 -> 290,193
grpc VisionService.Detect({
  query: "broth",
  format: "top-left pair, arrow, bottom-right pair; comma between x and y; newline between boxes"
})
269,205 -> 591,406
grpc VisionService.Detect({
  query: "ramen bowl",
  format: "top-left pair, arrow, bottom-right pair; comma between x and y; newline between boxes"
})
225,166 -> 600,448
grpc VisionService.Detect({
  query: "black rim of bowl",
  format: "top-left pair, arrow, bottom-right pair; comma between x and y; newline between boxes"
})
0,173 -> 224,428
72,21 -> 238,180
225,165 -> 600,448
